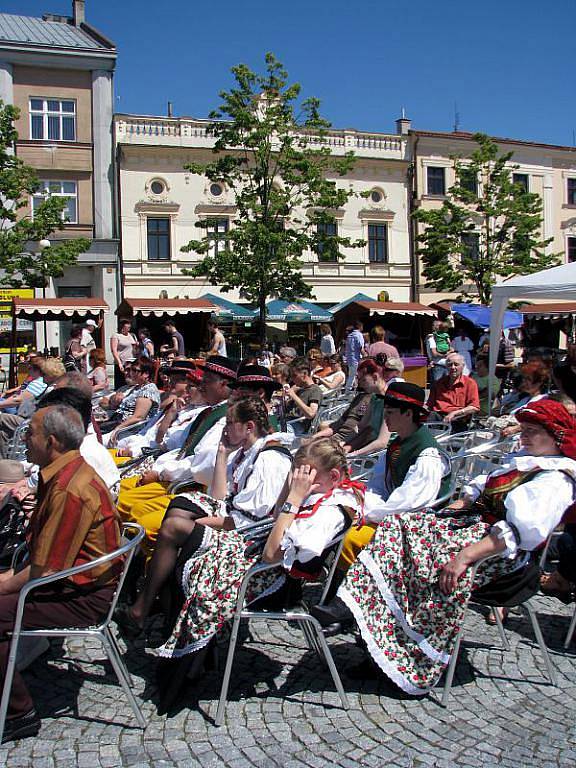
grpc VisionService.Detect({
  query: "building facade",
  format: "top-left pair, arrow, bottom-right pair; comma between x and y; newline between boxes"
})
114,114 -> 413,307
410,128 -> 576,304
0,1 -> 119,353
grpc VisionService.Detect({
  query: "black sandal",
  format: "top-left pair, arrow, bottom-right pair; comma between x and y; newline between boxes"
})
114,604 -> 144,639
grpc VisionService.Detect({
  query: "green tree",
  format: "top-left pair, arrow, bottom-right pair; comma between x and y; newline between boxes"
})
414,133 -> 560,305
182,53 -> 363,342
0,100 -> 89,289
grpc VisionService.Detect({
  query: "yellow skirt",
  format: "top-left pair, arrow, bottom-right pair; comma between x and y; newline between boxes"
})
117,475 -> 174,554
338,523 -> 378,570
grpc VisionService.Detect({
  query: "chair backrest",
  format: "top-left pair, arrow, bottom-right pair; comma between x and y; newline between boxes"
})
348,451 -> 381,481
17,522 -> 145,630
7,421 -> 29,461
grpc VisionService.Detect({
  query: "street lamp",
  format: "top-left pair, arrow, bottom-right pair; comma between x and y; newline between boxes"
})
38,239 -> 50,355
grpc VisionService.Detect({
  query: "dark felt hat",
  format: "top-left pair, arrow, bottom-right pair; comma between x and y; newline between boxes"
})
383,381 -> 427,413
231,363 -> 281,392
204,356 -> 239,381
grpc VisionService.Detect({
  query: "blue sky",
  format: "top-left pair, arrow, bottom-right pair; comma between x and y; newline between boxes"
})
6,0 -> 576,146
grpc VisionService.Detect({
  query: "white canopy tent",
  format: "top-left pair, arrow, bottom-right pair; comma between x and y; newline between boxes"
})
488,262 -> 576,407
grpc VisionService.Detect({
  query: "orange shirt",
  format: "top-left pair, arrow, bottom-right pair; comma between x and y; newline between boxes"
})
28,450 -> 121,587
427,375 -> 480,415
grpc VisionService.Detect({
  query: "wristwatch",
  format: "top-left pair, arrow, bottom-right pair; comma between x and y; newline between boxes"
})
279,501 -> 299,515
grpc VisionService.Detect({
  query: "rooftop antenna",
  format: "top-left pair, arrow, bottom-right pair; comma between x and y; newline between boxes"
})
401,106 -> 406,119
453,102 -> 461,133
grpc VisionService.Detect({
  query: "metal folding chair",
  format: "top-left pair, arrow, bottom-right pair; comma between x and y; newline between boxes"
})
348,451 -> 381,482
439,551 -> 557,707
6,421 -> 29,461
215,533 -> 349,726
0,522 -> 147,742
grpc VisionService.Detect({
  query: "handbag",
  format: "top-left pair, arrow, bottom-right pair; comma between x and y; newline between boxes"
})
0,495 -> 27,570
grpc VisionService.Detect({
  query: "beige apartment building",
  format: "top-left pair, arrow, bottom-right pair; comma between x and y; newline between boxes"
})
114,114 -> 414,308
0,1 -> 119,353
410,127 -> 576,304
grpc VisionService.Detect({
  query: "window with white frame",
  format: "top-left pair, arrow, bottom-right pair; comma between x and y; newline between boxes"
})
426,166 -> 446,196
29,98 -> 76,141
568,178 -> 576,206
316,221 -> 338,262
206,218 -> 229,256
147,217 -> 171,260
368,223 -> 388,263
31,181 -> 78,223
512,173 -> 529,193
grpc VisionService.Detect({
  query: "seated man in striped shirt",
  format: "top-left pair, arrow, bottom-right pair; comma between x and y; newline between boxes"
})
0,404 -> 121,744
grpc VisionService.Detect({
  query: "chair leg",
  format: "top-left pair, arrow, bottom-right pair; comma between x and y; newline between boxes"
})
104,627 -> 134,688
301,621 -> 322,657
492,608 -> 511,651
522,602 -> 557,686
304,616 -> 348,709
440,627 -> 464,708
0,632 -> 21,746
564,605 -> 576,650
100,633 -> 146,729
215,612 -> 243,727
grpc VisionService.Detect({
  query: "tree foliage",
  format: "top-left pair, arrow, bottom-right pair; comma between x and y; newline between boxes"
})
182,53 -> 363,340
0,100 -> 89,288
414,133 -> 560,304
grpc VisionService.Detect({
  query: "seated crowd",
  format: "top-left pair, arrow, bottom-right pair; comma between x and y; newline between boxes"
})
1,335 -> 576,744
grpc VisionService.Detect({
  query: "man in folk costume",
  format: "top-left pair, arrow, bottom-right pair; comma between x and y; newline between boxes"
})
312,382 -> 450,627
229,363 -> 284,432
116,356 -> 238,550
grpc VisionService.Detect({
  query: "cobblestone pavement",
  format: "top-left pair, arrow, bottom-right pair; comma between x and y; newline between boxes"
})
2,594 -> 576,767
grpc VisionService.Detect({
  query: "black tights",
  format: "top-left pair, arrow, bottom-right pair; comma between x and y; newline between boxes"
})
130,504 -> 207,623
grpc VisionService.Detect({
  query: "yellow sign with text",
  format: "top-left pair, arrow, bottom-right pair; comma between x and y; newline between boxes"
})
0,289 -> 35,352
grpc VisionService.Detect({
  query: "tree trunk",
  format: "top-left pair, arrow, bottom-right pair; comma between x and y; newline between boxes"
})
258,291 -> 267,346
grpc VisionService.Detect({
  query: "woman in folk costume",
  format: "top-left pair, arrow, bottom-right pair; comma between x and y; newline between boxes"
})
153,437 -> 365,711
115,396 -> 292,637
338,399 -> 576,694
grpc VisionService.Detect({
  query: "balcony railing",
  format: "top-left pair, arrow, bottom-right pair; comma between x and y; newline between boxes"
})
115,115 -> 408,159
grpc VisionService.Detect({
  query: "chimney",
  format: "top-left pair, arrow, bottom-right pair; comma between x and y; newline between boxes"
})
72,0 -> 85,26
395,107 -> 412,135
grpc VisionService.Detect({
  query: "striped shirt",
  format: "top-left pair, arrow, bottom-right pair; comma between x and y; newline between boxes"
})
28,450 -> 121,587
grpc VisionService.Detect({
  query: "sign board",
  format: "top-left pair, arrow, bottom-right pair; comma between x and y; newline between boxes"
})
0,289 -> 35,351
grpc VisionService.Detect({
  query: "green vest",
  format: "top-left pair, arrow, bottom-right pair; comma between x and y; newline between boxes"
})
268,413 -> 281,432
177,401 -> 228,459
386,425 -> 450,499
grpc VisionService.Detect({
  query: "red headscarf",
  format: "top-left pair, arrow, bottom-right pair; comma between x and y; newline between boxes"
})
516,398 -> 576,460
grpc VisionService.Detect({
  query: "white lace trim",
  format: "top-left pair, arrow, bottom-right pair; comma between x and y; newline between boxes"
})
338,586 -> 428,696
180,527 -> 214,593
355,550 -> 451,665
154,630 -> 215,659
246,574 -> 286,605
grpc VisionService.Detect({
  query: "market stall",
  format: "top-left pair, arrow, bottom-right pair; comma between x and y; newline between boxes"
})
9,297 -> 109,386
262,299 -> 333,353
489,263 -> 576,408
115,297 -> 218,357
331,300 -> 436,386
200,293 -> 256,358
519,302 -> 576,348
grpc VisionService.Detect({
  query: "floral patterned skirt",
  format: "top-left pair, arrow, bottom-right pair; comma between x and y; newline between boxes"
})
156,527 -> 283,658
339,511 -> 522,694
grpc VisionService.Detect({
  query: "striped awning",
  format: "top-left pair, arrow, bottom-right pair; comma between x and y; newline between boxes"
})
116,297 -> 217,317
12,298 -> 108,319
355,301 -> 436,317
520,303 -> 576,320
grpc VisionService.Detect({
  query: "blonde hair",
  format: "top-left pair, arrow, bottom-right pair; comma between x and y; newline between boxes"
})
294,437 -> 349,475
40,358 -> 66,380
